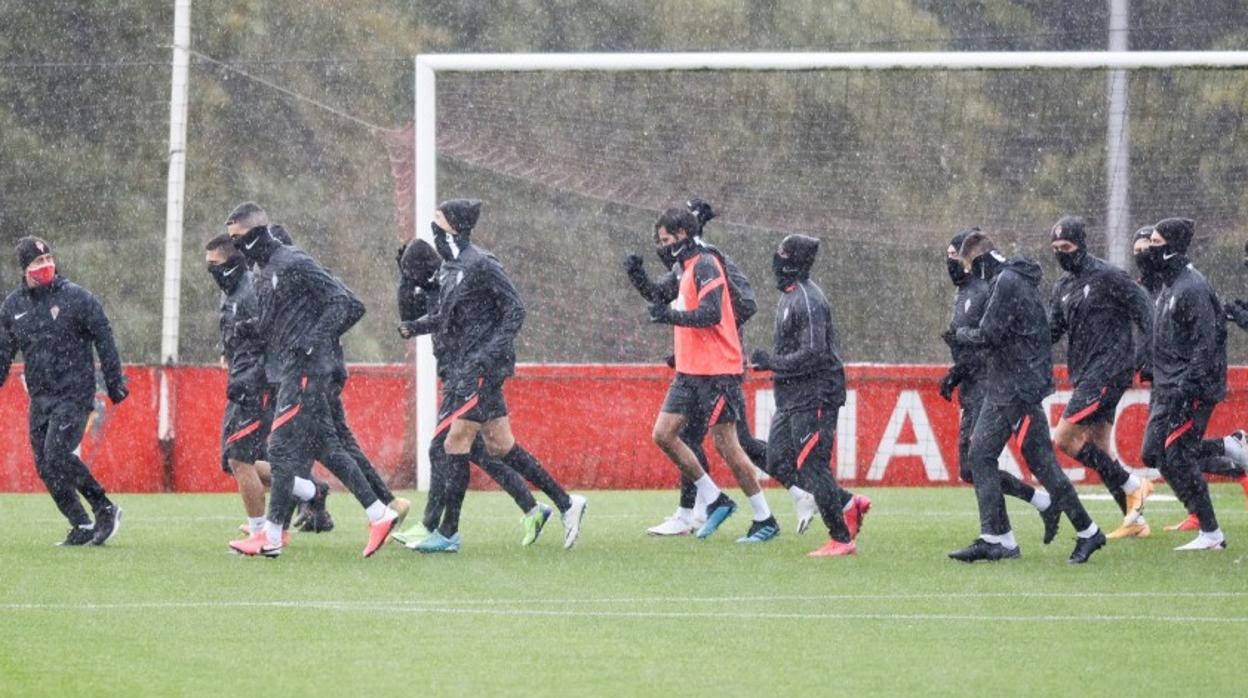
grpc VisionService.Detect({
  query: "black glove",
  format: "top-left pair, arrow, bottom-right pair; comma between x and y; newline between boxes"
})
625,254 -> 649,291
107,382 -> 129,405
398,321 -> 418,339
396,242 -> 409,272
1137,366 -> 1153,385
1227,300 -> 1248,330
750,349 -> 772,371
664,353 -> 676,369
938,371 -> 959,402
941,327 -> 958,348
648,304 -> 672,324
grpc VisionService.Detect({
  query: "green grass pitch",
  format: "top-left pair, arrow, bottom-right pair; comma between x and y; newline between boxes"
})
1,486 -> 1245,697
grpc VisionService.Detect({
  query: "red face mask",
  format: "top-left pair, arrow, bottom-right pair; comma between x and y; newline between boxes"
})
27,262 -> 56,287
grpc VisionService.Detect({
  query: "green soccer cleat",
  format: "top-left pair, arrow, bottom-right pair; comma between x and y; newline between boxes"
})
522,504 -> 553,546
390,522 -> 430,547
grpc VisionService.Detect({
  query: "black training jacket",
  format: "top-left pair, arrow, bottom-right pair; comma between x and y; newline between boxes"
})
1049,255 -> 1152,387
769,278 -> 846,411
252,241 -> 365,382
947,276 -> 991,405
0,276 -> 125,410
1151,264 -> 1227,402
219,270 -> 266,401
954,257 -> 1054,405
428,243 -> 524,385
398,273 -> 455,380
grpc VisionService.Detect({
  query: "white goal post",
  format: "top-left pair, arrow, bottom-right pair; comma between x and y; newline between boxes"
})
410,50 -> 1248,490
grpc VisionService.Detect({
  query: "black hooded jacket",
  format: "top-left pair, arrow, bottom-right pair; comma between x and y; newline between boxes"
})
416,242 -> 524,387
218,270 -> 266,401
1049,254 -> 1153,386
247,235 -> 365,382
954,257 -> 1054,405
946,276 -> 991,405
1151,263 -> 1227,402
769,278 -> 846,411
0,276 -> 126,410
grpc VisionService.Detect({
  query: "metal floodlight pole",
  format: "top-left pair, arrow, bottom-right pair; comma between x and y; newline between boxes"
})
411,48 -> 1248,489
159,0 -> 192,446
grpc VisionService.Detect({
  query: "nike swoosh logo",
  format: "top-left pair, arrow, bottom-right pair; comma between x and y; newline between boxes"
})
277,404 -> 294,413
14,312 -> 27,320
58,423 -> 74,431
222,266 -> 237,276
244,238 -> 259,250
1163,252 -> 1179,260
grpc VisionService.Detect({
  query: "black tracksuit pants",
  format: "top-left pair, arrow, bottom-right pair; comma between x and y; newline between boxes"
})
958,394 -> 1037,503
29,400 -> 111,527
967,398 -> 1093,537
267,373 -> 381,526
767,403 -> 851,541
328,384 -> 394,505
1141,392 -> 1220,532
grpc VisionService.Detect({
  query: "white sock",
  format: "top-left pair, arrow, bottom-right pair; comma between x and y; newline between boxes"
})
1201,528 -> 1225,542
999,530 -> 1018,550
788,486 -> 808,502
1030,490 -> 1051,511
264,520 -> 282,547
693,475 -> 721,507
292,477 -> 317,502
747,492 -> 772,522
980,533 -> 1002,544
364,500 -> 388,523
675,507 -> 694,524
526,505 -> 542,517
1077,523 -> 1100,539
248,516 -> 266,534
78,523 -> 95,531
1122,473 -> 1141,495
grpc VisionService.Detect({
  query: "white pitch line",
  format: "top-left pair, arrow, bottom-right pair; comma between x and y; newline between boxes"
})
3,590 -> 1246,612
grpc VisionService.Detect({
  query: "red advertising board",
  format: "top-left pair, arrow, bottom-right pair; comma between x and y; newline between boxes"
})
1,363 -> 1244,493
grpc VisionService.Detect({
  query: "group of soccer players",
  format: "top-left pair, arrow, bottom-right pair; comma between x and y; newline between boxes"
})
2,199 -> 1245,561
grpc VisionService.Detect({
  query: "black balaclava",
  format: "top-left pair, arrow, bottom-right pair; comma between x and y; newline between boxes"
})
233,224 -> 280,266
208,254 -> 245,294
401,238 -> 442,290
434,198 -> 480,261
1151,217 -> 1195,281
1051,215 -> 1088,273
1133,225 -> 1160,288
946,229 -> 976,286
773,234 -> 819,290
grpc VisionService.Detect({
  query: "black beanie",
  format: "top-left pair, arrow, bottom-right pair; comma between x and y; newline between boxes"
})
1051,216 -> 1087,248
400,238 -> 442,282
438,199 -> 482,235
15,236 -> 52,270
1155,217 -> 1195,254
1133,225 -> 1155,243
781,234 -> 820,276
270,224 -> 293,246
686,197 -> 716,232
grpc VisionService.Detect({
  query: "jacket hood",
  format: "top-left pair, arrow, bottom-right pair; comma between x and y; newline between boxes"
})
1003,256 -> 1043,286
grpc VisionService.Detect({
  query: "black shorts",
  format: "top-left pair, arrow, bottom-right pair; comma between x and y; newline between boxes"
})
660,373 -> 744,426
1063,375 -> 1131,426
435,376 -> 508,436
767,404 -> 838,475
220,394 -> 270,473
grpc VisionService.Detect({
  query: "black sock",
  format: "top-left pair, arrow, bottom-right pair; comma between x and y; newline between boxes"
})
503,445 -> 572,512
1076,442 -> 1130,492
437,453 -> 472,538
999,472 -> 1036,502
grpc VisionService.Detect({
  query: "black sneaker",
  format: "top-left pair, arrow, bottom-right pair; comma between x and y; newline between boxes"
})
307,508 -> 335,533
1068,529 -> 1106,564
58,525 -> 95,547
948,538 -> 1021,563
1040,503 -> 1061,545
91,505 -> 122,546
293,502 -> 313,531
302,481 -> 333,533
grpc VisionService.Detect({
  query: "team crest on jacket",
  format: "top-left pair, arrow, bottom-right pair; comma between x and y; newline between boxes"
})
50,305 -> 59,320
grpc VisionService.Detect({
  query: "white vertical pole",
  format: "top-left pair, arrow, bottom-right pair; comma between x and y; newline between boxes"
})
159,0 -> 192,444
1105,0 -> 1130,269
413,57 -> 438,491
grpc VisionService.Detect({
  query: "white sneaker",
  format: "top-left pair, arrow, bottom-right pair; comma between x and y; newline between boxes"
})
794,491 -> 817,535
561,494 -> 587,550
647,513 -> 694,536
1224,431 -> 1248,468
1174,531 -> 1227,551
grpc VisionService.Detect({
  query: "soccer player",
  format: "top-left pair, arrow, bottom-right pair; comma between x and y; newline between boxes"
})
224,203 -> 400,558
1047,216 -> 1155,539
750,234 -> 870,556
626,199 -> 816,536
391,237 -> 560,548
0,236 -> 127,545
946,231 -> 1105,564
645,206 -> 778,542
1141,218 -> 1228,551
939,230 -> 1059,543
403,199 -> 587,553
